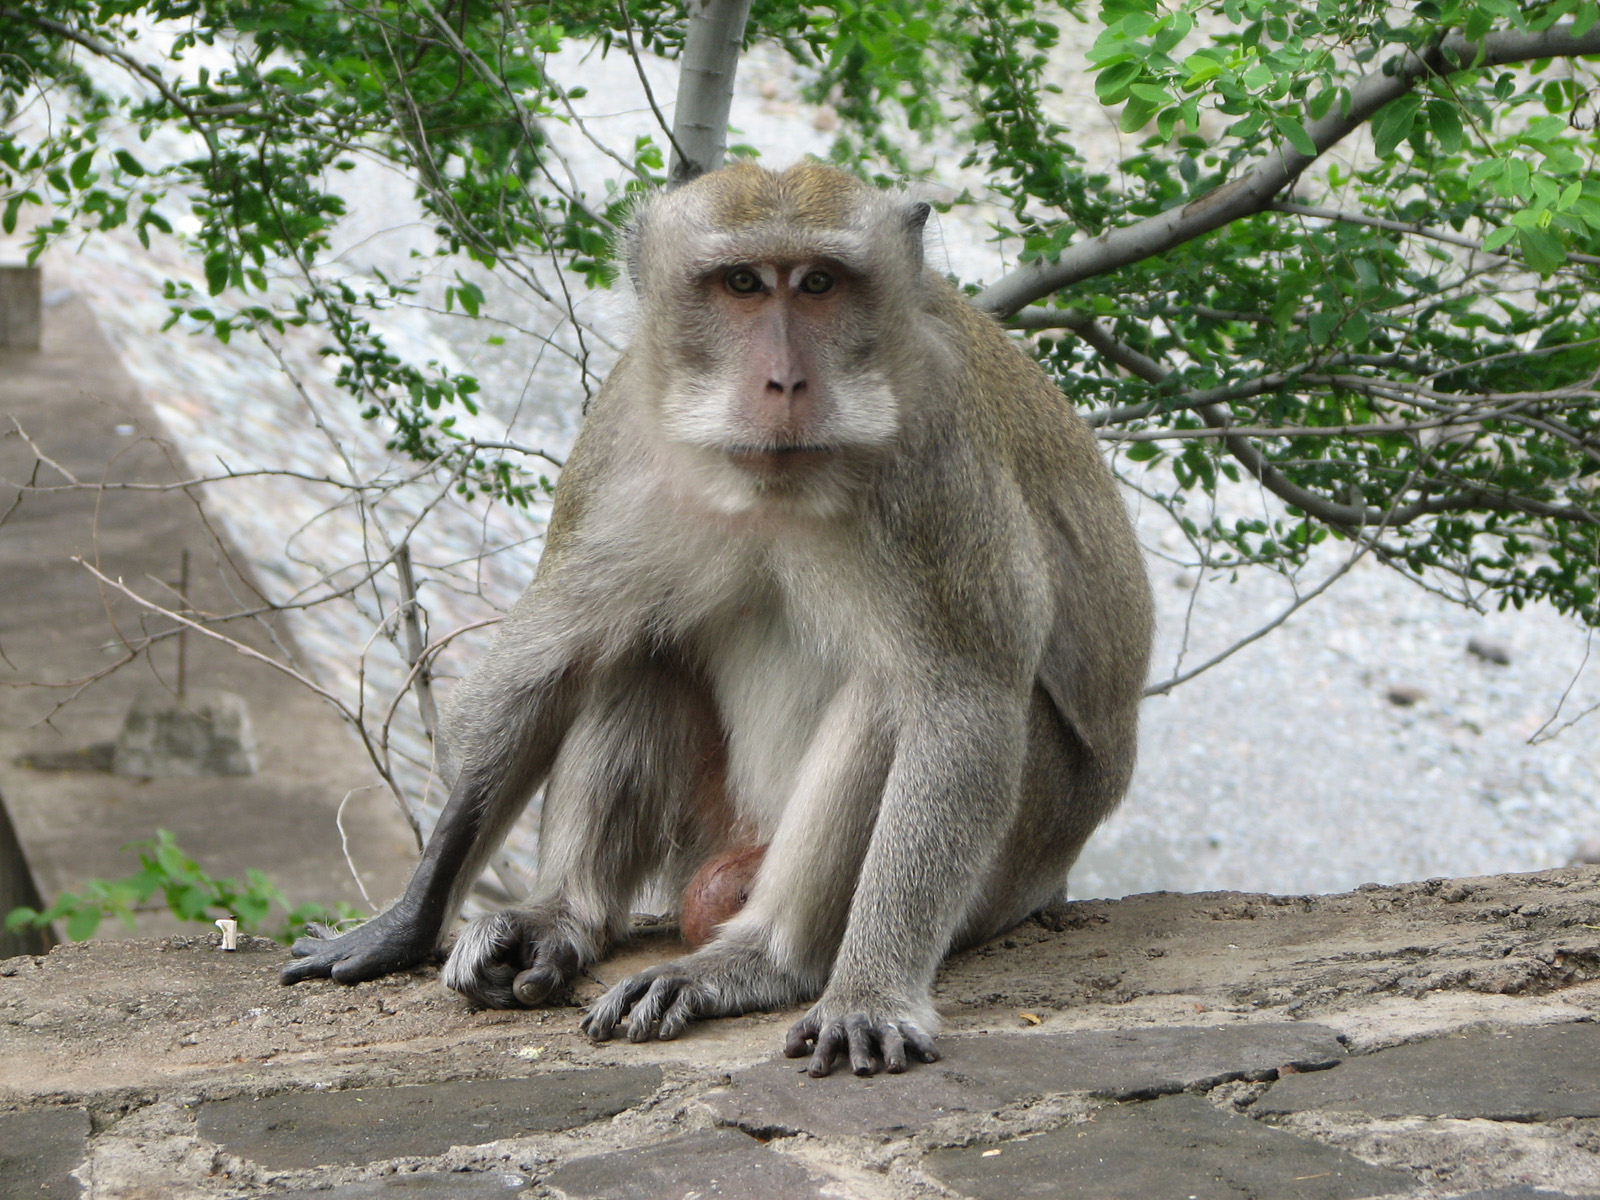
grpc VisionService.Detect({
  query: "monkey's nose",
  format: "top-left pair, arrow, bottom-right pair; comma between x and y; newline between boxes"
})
766,375 -> 807,397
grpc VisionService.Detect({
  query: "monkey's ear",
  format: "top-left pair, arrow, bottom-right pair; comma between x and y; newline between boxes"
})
624,222 -> 645,292
903,200 -> 932,269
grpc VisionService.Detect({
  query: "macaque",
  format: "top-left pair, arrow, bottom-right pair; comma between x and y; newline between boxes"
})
284,161 -> 1153,1077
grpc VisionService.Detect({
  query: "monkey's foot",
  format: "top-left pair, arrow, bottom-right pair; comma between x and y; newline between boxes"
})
280,907 -> 439,986
582,943 -> 803,1043
441,909 -> 584,1010
783,1005 -> 940,1077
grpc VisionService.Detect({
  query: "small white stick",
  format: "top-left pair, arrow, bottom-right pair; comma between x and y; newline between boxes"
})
214,918 -> 238,951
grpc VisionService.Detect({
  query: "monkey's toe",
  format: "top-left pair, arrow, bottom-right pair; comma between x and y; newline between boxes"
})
785,1011 -> 939,1077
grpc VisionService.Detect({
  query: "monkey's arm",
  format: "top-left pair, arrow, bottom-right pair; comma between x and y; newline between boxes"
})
280,774 -> 497,985
784,681 -> 1028,1075
281,661 -> 581,988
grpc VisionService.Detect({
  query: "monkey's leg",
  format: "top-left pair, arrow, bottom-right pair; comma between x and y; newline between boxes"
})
281,664 -> 580,988
582,678 -> 893,1044
783,681 -> 1028,1076
954,687 -> 1135,946
442,664 -> 725,1009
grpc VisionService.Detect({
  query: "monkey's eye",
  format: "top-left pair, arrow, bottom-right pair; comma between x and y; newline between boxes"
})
724,267 -> 763,295
798,269 -> 834,295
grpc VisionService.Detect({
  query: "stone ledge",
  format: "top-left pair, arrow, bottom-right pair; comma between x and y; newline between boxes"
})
3,867 -> 1599,1198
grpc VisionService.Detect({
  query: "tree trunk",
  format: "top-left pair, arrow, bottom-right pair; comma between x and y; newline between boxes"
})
668,0 -> 753,184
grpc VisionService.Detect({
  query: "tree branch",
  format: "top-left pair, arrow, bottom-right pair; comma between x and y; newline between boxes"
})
1067,320 -> 1600,529
1271,200 -> 1600,268
975,21 -> 1600,317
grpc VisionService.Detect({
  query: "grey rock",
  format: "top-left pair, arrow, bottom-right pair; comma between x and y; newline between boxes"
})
546,1128 -> 829,1200
272,1171 -> 529,1198
1467,637 -> 1513,665
1448,1190 -> 1600,1200
925,1092 -> 1415,1200
709,1023 -> 1344,1137
0,1106 -> 90,1199
1255,1022 -> 1600,1120
112,688 -> 258,777
197,1068 -> 661,1168
0,265 -> 42,350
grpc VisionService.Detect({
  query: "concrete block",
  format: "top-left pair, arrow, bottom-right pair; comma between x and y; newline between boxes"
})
925,1092 -> 1414,1200
0,1106 -> 90,1199
546,1128 -> 831,1200
709,1022 -> 1345,1138
112,689 -> 259,778
0,265 -> 42,350
197,1068 -> 662,1169
1254,1022 -> 1600,1120
271,1172 -> 529,1198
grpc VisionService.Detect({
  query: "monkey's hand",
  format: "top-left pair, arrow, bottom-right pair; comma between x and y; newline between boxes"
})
280,904 -> 441,986
582,943 -> 803,1043
440,909 -> 582,1010
783,1002 -> 941,1077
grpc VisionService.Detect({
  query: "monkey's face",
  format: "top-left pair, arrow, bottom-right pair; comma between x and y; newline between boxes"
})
668,256 -> 898,479
628,164 -> 932,513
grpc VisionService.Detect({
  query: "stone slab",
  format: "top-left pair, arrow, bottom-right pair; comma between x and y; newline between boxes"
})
1256,1022 -> 1600,1120
112,688 -> 259,778
0,1106 -> 90,1199
272,1171 -> 529,1198
197,1068 -> 661,1168
545,1128 -> 831,1200
925,1092 -> 1415,1200
709,1022 -> 1344,1137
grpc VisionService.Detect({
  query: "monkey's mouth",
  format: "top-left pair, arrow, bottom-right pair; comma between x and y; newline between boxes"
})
725,444 -> 836,474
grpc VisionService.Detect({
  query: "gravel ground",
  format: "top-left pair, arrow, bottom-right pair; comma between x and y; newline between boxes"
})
4,30 -> 1595,902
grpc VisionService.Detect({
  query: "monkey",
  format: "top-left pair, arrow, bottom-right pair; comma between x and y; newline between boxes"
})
282,161 -> 1153,1078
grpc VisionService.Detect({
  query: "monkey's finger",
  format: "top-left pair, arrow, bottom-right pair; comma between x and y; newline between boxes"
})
280,954 -> 336,984
582,971 -> 657,1040
581,989 -> 630,1040
807,1023 -> 848,1078
881,1023 -> 908,1074
845,1016 -> 878,1076
511,964 -> 564,1007
654,987 -> 704,1040
900,1023 -> 940,1064
783,1015 -> 820,1058
625,977 -> 680,1043
510,939 -> 579,1006
289,924 -> 338,952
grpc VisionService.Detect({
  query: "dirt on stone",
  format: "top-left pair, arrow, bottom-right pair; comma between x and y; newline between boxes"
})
4,866 -> 1599,1109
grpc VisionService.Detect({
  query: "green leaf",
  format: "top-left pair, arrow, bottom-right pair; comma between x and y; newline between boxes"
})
112,149 -> 146,177
1371,95 -> 1422,158
1309,309 -> 1340,344
1427,101 -> 1463,155
69,150 -> 95,190
66,907 -> 101,942
204,251 -> 230,296
1096,61 -> 1142,105
1272,115 -> 1316,156
1481,226 -> 1517,252
1516,227 -> 1566,273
